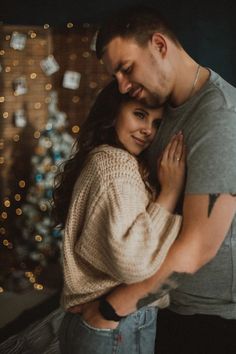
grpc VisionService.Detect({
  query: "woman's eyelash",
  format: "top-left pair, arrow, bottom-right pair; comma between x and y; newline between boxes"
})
135,111 -> 145,118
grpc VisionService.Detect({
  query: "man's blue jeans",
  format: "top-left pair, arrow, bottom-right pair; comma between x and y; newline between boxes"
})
59,306 -> 157,354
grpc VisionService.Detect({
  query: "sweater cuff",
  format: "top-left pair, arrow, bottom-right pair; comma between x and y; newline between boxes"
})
147,202 -> 179,228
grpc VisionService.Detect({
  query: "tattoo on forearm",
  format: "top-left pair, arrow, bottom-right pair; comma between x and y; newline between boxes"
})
208,194 -> 220,217
136,272 -> 191,309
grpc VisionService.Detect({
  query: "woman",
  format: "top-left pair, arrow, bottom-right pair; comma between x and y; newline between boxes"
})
54,80 -> 185,354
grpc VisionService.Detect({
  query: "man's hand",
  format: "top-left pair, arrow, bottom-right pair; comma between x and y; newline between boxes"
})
68,300 -> 119,330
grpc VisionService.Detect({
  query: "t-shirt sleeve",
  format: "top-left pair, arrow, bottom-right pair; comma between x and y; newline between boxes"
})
185,110 -> 236,194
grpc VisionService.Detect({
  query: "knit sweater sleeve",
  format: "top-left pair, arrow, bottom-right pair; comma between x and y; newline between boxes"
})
76,168 -> 182,284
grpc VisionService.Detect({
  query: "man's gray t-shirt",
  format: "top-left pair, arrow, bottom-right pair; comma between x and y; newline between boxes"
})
149,69 -> 236,319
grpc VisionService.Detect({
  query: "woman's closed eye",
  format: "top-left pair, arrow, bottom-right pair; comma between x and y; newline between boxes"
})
134,111 -> 146,119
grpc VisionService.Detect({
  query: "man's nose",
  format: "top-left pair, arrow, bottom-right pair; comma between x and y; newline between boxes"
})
116,73 -> 132,94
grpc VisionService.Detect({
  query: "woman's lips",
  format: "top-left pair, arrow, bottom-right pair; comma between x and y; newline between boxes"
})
132,136 -> 147,145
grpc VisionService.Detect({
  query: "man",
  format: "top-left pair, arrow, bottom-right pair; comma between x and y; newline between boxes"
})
72,6 -> 236,353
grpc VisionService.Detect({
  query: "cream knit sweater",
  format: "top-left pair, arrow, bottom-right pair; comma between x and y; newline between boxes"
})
61,145 -> 182,310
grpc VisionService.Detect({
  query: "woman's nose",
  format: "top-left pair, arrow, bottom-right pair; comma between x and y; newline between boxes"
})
140,125 -> 152,136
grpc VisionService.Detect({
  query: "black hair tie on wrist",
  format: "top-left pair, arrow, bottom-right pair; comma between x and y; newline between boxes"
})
98,297 -> 126,322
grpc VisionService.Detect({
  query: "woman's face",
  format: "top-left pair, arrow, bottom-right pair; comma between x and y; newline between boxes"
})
115,100 -> 163,156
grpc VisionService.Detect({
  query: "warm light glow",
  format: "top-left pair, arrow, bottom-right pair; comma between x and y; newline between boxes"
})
14,194 -> 21,201
16,208 -> 22,215
72,96 -> 80,103
0,97 -> 5,103
19,180 -> 26,188
34,102 -> 41,109
13,135 -> 20,142
1,212 -> 8,219
30,73 -> 37,79
0,157 -> 5,164
25,272 -> 33,278
44,24 -> 50,29
4,200 -> 10,207
0,227 -> 6,235
30,32 -> 37,39
5,66 -> 11,72
3,112 -> 8,118
82,52 -> 90,58
34,283 -> 44,290
89,81 -> 98,89
3,239 -> 9,246
72,125 -> 80,133
35,235 -> 43,242
45,83 -> 52,91
34,131 -> 41,139
67,22 -> 74,28
0,50 -> 5,55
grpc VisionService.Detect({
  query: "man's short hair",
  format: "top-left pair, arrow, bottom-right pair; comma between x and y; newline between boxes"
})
96,5 -> 180,59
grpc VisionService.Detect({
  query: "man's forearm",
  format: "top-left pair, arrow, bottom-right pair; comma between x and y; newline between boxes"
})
106,237 -> 193,316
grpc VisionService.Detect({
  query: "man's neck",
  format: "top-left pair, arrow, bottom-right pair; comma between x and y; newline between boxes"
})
171,63 -> 210,107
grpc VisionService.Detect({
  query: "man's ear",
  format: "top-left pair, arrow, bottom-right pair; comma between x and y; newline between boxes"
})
150,33 -> 167,57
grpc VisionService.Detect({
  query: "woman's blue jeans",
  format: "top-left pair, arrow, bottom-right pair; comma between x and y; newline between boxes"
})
59,306 -> 157,354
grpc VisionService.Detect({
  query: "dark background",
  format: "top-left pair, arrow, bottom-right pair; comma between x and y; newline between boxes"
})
1,0 -> 236,85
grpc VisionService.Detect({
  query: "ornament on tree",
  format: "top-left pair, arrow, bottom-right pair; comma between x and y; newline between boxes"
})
10,32 -> 27,50
62,70 -> 81,90
40,55 -> 60,76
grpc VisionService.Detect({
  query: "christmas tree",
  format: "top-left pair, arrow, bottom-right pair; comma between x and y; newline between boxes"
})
12,91 -> 74,291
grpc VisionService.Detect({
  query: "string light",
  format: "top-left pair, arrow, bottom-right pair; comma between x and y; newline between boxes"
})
4,200 -> 11,207
13,135 -> 20,142
35,235 -> 43,242
82,51 -> 90,58
67,22 -> 74,28
72,125 -> 80,133
34,102 -> 42,109
19,180 -> 26,188
5,66 -> 11,72
1,212 -> 8,220
16,208 -> 22,215
30,73 -> 37,79
0,157 -> 5,164
34,283 -> 44,290
34,131 -> 41,139
0,287 -> 4,293
45,83 -> 52,91
44,24 -> 50,29
14,194 -> 21,201
0,50 -> 5,55
0,97 -> 5,103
